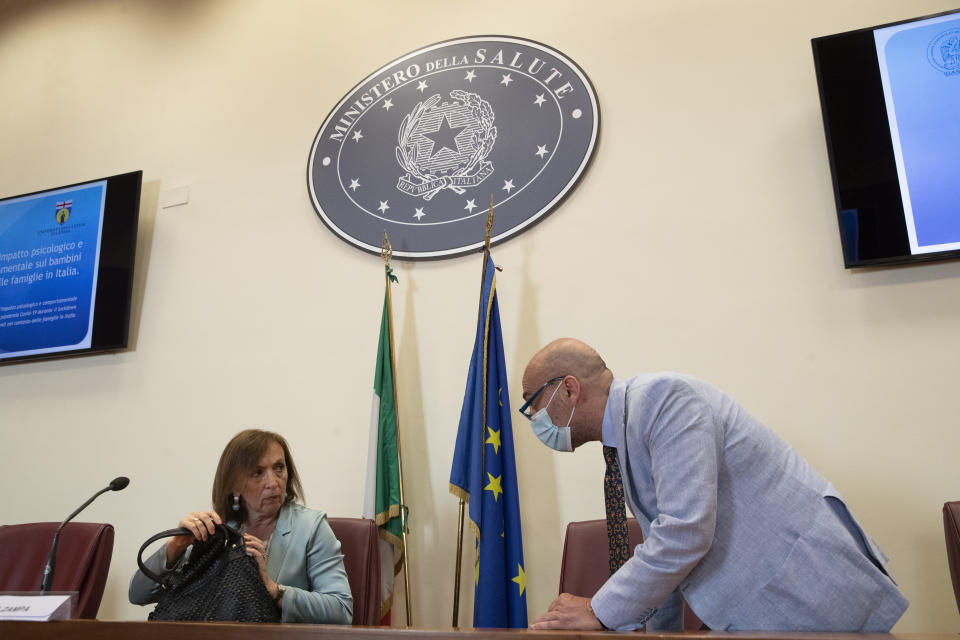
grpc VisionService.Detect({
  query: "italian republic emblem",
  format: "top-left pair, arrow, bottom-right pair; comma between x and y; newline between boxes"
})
396,91 -> 497,201
307,36 -> 599,259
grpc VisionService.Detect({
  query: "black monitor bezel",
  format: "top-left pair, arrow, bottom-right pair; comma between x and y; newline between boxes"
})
0,170 -> 142,366
811,8 -> 960,268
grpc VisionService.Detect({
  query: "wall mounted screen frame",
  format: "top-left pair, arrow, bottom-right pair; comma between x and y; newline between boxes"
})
812,8 -> 960,268
0,170 -> 141,365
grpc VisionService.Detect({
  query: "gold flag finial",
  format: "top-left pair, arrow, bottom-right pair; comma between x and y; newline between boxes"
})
484,195 -> 494,252
381,230 -> 393,266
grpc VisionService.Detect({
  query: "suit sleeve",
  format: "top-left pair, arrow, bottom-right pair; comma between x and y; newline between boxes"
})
280,514 -> 354,624
591,378 -> 722,630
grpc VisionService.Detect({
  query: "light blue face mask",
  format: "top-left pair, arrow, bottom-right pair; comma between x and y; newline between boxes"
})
529,383 -> 575,452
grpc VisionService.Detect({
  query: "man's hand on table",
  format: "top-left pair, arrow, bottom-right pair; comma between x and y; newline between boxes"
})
530,593 -> 604,630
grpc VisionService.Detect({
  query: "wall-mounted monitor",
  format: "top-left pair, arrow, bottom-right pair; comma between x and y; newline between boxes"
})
0,170 -> 141,365
812,9 -> 960,268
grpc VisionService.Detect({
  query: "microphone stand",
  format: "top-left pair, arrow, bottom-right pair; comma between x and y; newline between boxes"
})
40,478 -> 128,593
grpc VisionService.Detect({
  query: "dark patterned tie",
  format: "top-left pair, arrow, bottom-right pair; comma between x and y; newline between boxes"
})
603,445 -> 630,575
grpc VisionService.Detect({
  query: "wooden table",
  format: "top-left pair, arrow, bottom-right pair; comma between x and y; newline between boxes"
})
0,620 -> 953,640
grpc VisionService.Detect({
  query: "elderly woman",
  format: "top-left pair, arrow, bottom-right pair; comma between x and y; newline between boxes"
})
130,429 -> 353,624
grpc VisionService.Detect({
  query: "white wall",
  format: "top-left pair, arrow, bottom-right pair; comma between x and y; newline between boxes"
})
1,0 -> 958,631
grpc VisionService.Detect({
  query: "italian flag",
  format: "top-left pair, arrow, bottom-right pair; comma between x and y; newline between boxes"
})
363,266 -> 405,624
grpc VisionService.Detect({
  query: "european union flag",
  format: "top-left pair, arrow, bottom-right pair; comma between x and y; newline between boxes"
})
449,255 -> 527,628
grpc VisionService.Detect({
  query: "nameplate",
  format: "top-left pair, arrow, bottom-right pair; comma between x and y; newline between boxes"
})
0,595 -> 71,621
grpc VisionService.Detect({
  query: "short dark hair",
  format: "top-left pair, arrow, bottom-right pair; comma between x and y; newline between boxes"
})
211,429 -> 304,522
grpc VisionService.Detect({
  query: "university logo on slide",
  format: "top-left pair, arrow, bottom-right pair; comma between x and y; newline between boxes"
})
307,36 -> 599,259
928,28 -> 960,75
56,200 -> 72,224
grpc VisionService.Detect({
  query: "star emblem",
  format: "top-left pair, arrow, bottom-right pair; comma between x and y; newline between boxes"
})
464,199 -> 477,212
484,473 -> 503,502
512,564 -> 526,597
348,179 -> 360,192
535,145 -> 548,159
502,179 -> 515,194
378,200 -> 390,213
416,80 -> 428,92
382,99 -> 393,111
424,113 -> 466,157
500,73 -> 513,87
534,93 -> 547,107
413,207 -> 425,220
352,130 -> 364,142
464,69 -> 477,82
486,427 -> 502,454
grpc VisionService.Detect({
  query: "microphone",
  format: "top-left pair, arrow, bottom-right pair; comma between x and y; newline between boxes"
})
40,476 -> 129,592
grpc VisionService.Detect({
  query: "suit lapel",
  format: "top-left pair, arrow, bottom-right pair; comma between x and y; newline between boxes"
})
614,379 -> 652,528
266,504 -> 294,578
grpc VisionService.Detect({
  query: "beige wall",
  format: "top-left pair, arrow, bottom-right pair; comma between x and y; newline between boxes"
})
1,0 -> 959,631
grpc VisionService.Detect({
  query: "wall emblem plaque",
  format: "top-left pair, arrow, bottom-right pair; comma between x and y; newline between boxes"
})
307,36 -> 599,259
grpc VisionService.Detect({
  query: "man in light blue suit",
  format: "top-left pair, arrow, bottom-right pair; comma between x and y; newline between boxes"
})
523,338 -> 908,632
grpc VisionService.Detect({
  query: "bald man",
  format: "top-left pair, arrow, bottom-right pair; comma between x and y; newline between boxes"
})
520,338 -> 907,632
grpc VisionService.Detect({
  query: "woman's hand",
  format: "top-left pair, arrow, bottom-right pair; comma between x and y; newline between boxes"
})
166,510 -> 222,565
244,533 -> 280,602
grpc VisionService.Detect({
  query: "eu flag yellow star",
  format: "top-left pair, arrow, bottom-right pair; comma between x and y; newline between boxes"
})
486,427 -> 502,454
484,472 -> 503,502
512,563 -> 526,596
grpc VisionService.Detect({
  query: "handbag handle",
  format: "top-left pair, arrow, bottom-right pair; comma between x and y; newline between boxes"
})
136,527 -> 196,585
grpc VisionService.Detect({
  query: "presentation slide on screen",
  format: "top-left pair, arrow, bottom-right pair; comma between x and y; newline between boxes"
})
876,14 -> 960,255
0,182 -> 106,360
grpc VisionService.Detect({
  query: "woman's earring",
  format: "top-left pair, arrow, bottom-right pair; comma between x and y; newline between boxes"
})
232,495 -> 240,512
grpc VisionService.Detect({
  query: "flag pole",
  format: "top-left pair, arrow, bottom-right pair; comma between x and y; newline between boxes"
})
382,232 -> 413,627
452,497 -> 465,627
451,196 -> 495,627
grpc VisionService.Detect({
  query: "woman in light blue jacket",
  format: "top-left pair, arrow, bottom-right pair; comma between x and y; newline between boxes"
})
130,429 -> 353,624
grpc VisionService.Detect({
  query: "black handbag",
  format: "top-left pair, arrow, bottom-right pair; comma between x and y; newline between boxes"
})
137,524 -> 281,622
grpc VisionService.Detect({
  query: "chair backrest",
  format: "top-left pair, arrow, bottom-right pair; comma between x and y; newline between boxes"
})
559,519 -> 702,630
0,522 -> 114,619
327,517 -> 381,625
559,519 -> 644,598
944,501 -> 960,614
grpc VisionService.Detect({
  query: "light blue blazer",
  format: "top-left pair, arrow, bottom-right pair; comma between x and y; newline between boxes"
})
130,503 -> 353,624
590,375 -> 908,632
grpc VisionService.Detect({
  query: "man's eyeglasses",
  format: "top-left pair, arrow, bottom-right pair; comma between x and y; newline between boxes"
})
517,375 -> 565,420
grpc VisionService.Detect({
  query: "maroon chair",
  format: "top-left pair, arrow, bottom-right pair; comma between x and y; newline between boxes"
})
0,522 -> 114,619
944,501 -> 960,615
327,517 -> 381,625
559,519 -> 702,630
